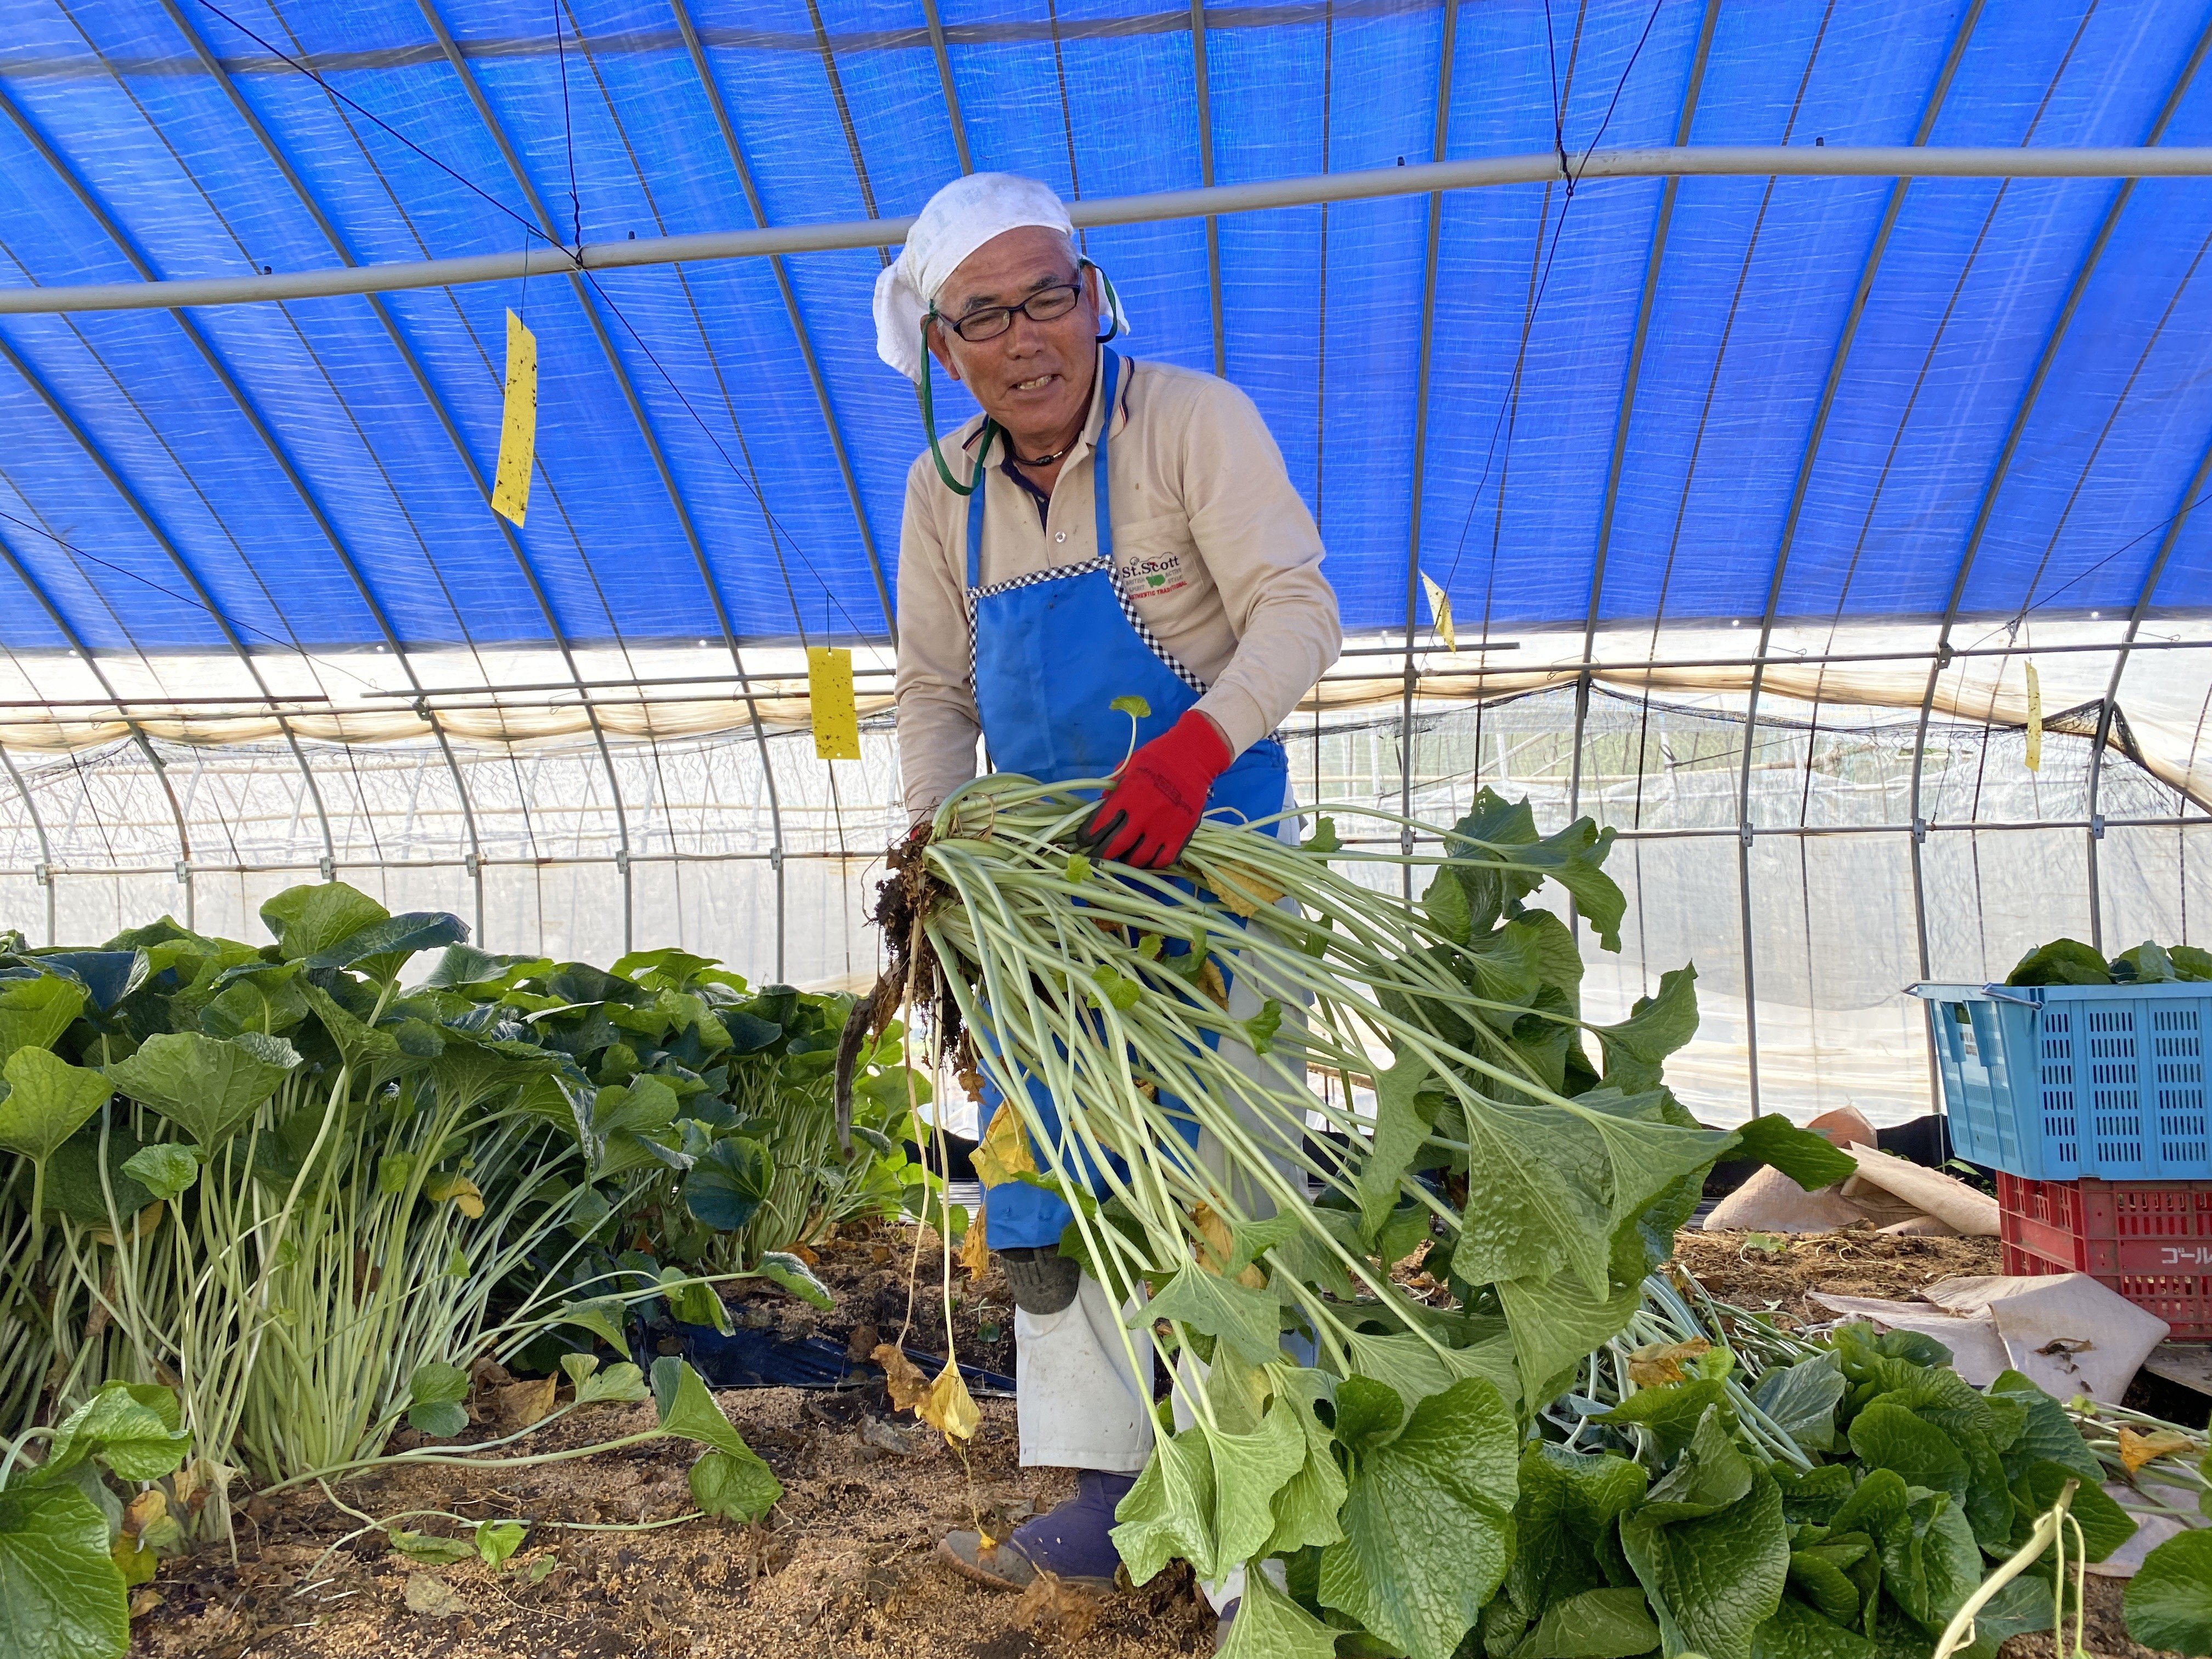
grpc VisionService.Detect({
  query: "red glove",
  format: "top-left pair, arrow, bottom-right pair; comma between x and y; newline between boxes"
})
1079,710 -> 1232,868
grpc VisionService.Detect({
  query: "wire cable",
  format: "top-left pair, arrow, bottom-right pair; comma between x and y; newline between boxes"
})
195,0 -> 874,646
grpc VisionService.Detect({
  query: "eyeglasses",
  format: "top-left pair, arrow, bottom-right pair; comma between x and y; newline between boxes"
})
936,278 -> 1085,343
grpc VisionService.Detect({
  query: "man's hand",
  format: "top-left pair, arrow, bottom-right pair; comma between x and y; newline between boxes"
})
1078,710 -> 1232,868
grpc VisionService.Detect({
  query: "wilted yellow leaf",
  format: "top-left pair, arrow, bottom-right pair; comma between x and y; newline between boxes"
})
972,1102 -> 1035,1189
1197,959 -> 1229,1009
918,1361 -> 980,1443
2118,1426 -> 2197,1474
958,1218 -> 992,1279
873,1343 -> 929,1414
1190,1203 -> 1264,1290
1202,862 -> 1283,919
426,1172 -> 485,1218
1192,1202 -> 1234,1270
112,1534 -> 156,1588
121,1489 -> 167,1539
1626,1339 -> 1711,1389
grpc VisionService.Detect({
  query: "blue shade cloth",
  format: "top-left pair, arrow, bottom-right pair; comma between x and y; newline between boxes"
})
3,0 -> 2212,665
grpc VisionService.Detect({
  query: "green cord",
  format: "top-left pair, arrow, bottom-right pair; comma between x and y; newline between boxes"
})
919,317 -> 999,496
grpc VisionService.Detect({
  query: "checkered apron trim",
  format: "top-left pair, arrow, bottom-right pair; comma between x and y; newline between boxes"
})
966,556 -> 1211,699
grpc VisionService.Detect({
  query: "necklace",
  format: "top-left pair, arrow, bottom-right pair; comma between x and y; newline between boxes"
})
1009,435 -> 1076,468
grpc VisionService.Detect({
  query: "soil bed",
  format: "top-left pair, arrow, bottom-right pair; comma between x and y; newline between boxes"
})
794,1216 -> 1018,1386
1674,1227 -> 2004,1325
135,1222 -> 2179,1659
133,1383 -> 1212,1659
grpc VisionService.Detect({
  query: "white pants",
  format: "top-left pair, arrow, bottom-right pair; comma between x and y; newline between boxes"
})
1014,1272 -> 1156,1472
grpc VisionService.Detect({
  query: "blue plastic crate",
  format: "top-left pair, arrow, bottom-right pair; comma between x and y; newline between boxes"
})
1912,982 -> 2212,1180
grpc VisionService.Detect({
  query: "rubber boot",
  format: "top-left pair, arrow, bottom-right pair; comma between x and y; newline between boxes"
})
935,1469 -> 1137,1591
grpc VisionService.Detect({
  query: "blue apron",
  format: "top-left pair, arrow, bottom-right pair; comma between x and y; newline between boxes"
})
966,348 -> 1290,1249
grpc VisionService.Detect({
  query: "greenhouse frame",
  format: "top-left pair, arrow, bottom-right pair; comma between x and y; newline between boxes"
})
4,0 -> 2212,1132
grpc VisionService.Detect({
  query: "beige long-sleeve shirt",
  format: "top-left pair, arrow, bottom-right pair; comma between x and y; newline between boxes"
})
895,352 -> 1341,822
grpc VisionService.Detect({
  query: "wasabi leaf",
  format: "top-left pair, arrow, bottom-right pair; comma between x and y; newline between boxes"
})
0,1049 -> 112,1164
1751,1354 -> 1846,1455
405,1362 -> 471,1440
1319,1377 -> 1519,1659
0,1482 -> 128,1659
689,1447 -> 782,1522
1202,1402 -> 1308,1568
1142,1259 -> 1282,1368
1218,1564 -> 1339,1659
104,1031 -> 297,1155
120,1142 -> 199,1203
1517,1588 -> 1664,1659
474,1520 -> 527,1569
1733,1114 -> 1855,1192
1593,967 -> 1700,1092
650,1358 -> 753,1459
1113,1421 -> 1220,1585
2124,1530 -> 2212,1656
0,974 -> 88,1068
755,1251 -> 834,1310
259,881 -> 387,961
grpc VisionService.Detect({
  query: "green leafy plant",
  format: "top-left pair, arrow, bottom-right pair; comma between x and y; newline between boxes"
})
880,776 -> 2122,1659
2008,935 -> 2212,985
0,1380 -> 189,1659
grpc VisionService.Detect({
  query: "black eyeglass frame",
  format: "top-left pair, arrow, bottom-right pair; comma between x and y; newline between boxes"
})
932,273 -> 1088,344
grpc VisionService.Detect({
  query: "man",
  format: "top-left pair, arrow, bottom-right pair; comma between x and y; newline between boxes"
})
878,173 -> 1340,1609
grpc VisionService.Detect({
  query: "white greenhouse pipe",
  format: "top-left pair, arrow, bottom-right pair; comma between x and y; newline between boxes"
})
4,145 -> 2212,315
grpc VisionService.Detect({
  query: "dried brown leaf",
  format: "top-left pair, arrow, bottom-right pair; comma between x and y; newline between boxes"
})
872,1343 -> 929,1414
1626,1338 -> 1711,1389
1197,958 -> 1229,1009
1014,1568 -> 1100,1640
493,1376 -> 558,1431
403,1574 -> 462,1618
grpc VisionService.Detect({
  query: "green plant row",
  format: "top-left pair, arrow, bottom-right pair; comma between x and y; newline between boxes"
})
1519,1277 -> 2212,1659
0,883 -> 931,1659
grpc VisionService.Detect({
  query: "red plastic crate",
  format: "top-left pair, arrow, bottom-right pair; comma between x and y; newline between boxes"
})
1997,1172 -> 2212,1339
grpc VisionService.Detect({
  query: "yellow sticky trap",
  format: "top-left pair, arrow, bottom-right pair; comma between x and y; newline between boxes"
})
2024,659 -> 2043,772
808,645 -> 861,760
491,309 -> 538,527
1420,569 -> 1457,653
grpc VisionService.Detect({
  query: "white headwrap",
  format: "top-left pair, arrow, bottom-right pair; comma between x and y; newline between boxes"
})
872,172 -> 1132,382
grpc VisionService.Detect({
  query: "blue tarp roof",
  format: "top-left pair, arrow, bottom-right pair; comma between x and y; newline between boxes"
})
2,0 -> 2210,667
